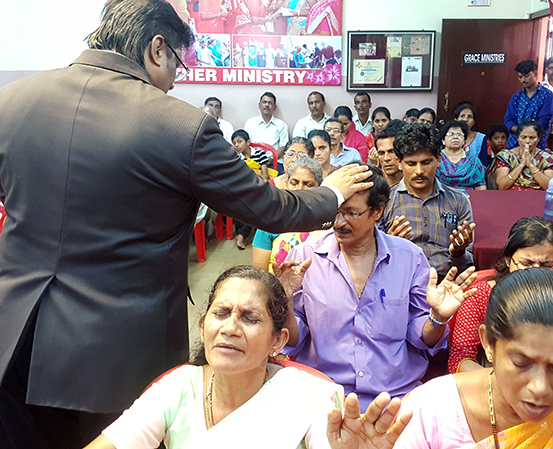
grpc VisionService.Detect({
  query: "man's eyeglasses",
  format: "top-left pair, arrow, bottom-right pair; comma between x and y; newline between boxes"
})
325,128 -> 342,135
336,208 -> 371,220
167,42 -> 190,75
511,257 -> 553,269
445,132 -> 464,138
284,150 -> 309,159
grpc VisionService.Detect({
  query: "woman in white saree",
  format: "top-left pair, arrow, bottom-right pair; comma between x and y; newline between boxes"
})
85,265 -> 409,449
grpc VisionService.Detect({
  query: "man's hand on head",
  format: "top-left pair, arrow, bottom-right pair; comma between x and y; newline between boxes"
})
321,164 -> 373,202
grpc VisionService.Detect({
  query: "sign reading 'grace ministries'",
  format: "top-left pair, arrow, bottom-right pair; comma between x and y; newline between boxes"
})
175,66 -> 340,85
462,52 -> 506,65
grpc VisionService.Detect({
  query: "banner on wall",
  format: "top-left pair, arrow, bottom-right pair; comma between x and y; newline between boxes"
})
171,0 -> 343,86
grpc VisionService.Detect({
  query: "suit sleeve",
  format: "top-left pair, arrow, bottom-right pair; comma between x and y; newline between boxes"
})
190,116 -> 337,233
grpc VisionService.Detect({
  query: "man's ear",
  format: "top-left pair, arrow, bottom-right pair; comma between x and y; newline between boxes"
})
145,34 -> 167,68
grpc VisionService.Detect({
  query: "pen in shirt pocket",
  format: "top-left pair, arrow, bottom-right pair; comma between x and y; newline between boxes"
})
379,288 -> 386,304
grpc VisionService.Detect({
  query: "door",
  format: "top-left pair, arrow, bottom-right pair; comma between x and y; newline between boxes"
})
437,18 -> 549,133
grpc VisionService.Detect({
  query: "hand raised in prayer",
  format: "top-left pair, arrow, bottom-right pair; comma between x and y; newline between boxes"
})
426,266 -> 477,322
327,392 -> 412,449
273,258 -> 312,300
388,215 -> 413,240
368,147 -> 379,166
521,145 -> 532,167
448,220 -> 475,256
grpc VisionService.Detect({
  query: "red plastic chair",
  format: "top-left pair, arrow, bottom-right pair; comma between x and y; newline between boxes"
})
214,214 -> 233,240
250,142 -> 278,170
143,360 -> 333,393
193,220 -> 206,263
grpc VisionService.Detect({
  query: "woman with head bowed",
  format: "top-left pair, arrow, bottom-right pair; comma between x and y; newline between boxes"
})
394,267 -> 553,449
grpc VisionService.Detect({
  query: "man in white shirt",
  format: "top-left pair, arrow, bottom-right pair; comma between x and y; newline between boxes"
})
204,96 -> 234,143
293,91 -> 330,138
352,92 -> 373,136
244,92 -> 289,170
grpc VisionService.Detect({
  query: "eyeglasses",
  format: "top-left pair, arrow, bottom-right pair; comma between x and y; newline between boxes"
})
445,132 -> 464,138
284,150 -> 309,159
336,208 -> 371,220
167,42 -> 190,75
325,128 -> 342,135
511,257 -> 553,270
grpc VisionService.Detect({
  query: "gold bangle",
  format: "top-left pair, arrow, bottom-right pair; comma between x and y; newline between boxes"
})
508,173 -> 513,180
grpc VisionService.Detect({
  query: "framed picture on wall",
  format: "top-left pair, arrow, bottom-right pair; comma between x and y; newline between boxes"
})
347,30 -> 436,91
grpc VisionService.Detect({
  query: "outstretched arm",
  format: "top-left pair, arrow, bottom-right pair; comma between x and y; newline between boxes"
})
327,392 -> 412,449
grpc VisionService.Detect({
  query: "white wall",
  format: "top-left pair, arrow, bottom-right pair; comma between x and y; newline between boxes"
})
0,0 -> 535,132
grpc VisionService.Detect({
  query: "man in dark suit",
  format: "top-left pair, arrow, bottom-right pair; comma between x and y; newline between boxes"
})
0,1 -> 370,448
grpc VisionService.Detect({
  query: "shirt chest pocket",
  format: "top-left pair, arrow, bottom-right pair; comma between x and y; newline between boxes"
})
370,298 -> 409,341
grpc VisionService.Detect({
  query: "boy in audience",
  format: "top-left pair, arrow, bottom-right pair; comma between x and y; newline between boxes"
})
486,124 -> 508,158
232,129 -> 269,180
403,108 -> 419,124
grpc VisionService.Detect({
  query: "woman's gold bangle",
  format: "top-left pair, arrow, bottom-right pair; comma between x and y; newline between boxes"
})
508,173 -> 513,180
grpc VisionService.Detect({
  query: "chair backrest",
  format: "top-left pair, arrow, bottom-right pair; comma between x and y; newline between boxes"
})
250,142 -> 278,170
143,360 -> 334,394
448,268 -> 497,338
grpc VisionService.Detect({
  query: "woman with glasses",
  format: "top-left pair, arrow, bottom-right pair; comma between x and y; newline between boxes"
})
272,137 -> 313,189
495,120 -> 553,191
436,120 -> 486,192
449,216 -> 553,374
395,267 -> 553,449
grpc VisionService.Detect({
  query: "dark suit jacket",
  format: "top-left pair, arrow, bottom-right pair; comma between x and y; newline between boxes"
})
0,50 -> 337,413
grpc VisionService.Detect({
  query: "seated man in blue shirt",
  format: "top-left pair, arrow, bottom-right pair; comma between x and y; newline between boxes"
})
276,165 -> 477,411
505,59 -> 553,149
324,118 -> 362,168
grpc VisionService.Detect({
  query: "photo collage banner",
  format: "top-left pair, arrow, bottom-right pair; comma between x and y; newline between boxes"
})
168,0 -> 343,86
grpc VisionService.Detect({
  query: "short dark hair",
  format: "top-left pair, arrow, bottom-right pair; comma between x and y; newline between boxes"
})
440,120 -> 470,141
308,91 -> 325,102
284,136 -> 315,158
453,102 -> 476,121
260,92 -> 277,103
308,129 -> 331,146
204,96 -> 221,107
404,108 -> 419,119
324,117 -> 344,132
333,106 -> 353,121
375,119 -> 407,146
231,129 -> 250,142
354,92 -> 372,103
485,268 -> 553,348
344,163 -> 390,210
393,123 -> 442,160
371,106 -> 391,121
487,124 -> 509,140
86,0 -> 194,67
192,266 -> 288,365
417,107 -> 436,123
494,217 -> 553,280
517,119 -> 545,140
544,57 -> 553,73
515,60 -> 538,75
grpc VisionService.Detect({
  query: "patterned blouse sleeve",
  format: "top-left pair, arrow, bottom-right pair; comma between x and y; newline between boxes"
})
448,281 -> 492,373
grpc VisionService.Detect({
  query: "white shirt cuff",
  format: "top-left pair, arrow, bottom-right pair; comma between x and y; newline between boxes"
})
321,184 -> 345,206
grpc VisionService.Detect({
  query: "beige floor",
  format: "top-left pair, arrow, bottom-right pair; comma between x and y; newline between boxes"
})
187,236 -> 253,349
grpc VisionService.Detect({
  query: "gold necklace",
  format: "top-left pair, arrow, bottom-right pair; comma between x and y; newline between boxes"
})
204,367 -> 269,429
488,370 -> 500,449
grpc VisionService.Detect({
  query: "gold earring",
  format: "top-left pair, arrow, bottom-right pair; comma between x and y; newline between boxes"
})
487,353 -> 493,363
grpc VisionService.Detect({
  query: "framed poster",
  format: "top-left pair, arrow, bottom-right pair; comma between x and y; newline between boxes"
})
347,30 -> 436,91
